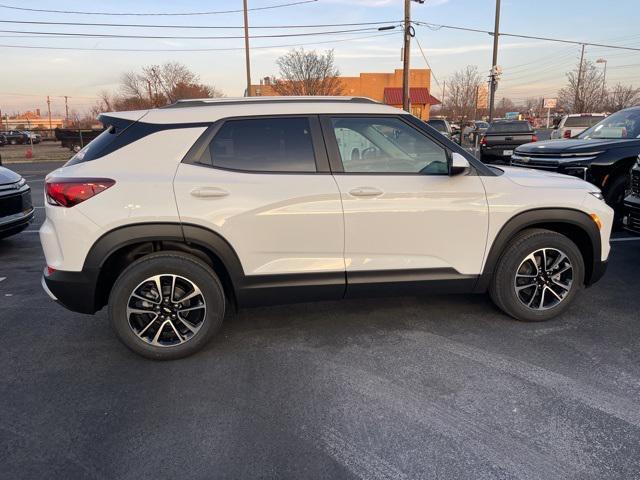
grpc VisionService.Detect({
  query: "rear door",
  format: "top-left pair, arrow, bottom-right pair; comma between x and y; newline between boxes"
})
321,115 -> 489,293
173,115 -> 345,296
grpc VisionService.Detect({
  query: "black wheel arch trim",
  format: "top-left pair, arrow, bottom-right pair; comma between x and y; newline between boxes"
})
474,207 -> 603,292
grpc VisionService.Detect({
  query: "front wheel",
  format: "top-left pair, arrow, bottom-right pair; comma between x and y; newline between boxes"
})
108,252 -> 226,360
489,229 -> 584,322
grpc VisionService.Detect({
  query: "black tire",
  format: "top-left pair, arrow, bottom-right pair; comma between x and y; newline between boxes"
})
604,175 -> 630,228
489,228 -> 585,322
9,139 -> 17,145
108,252 -> 226,360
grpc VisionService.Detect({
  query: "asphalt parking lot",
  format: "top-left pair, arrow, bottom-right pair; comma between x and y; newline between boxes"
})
1,161 -> 640,480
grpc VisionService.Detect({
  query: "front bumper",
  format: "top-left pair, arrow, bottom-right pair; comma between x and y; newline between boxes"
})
0,207 -> 34,235
41,267 -> 100,314
623,194 -> 640,234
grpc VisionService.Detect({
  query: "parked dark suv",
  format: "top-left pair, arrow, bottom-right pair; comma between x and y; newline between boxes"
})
0,166 -> 34,239
512,106 -> 640,222
623,157 -> 640,233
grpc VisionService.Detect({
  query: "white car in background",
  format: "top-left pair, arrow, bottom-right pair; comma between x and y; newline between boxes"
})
551,113 -> 607,139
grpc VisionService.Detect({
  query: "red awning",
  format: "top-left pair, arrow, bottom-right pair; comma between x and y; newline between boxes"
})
383,87 -> 441,106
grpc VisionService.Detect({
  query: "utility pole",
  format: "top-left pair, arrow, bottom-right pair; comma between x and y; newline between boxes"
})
243,0 -> 252,96
64,96 -> 69,126
574,44 -> 586,113
46,95 -> 52,131
402,0 -> 412,112
488,0 -> 501,121
596,57 -> 607,108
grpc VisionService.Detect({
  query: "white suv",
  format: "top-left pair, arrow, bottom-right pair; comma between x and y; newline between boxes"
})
40,97 -> 613,359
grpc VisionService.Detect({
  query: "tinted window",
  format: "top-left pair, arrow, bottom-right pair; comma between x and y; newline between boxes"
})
579,109 -> 640,139
427,119 -> 447,132
332,117 -> 448,174
486,121 -> 533,133
564,115 -> 605,128
210,117 -> 316,172
66,126 -> 117,166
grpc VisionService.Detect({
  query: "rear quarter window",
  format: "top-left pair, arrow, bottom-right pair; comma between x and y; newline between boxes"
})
564,116 -> 605,128
65,127 -> 117,166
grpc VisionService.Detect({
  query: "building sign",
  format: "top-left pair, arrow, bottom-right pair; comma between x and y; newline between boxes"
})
543,98 -> 558,109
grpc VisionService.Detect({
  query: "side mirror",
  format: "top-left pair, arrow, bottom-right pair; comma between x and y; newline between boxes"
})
450,152 -> 471,176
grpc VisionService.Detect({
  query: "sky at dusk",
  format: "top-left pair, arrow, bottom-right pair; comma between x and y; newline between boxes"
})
1,0 -> 639,117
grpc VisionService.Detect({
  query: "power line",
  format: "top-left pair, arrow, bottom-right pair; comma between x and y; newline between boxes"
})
414,21 -> 640,52
0,19 -> 400,29
0,31 -> 401,53
0,26 -> 385,39
0,0 -> 318,16
414,36 -> 440,88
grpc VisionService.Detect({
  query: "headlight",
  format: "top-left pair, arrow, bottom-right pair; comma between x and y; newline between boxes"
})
16,177 -> 26,188
589,191 -> 605,201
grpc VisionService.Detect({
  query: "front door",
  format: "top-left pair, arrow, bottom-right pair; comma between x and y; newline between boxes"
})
321,115 -> 489,292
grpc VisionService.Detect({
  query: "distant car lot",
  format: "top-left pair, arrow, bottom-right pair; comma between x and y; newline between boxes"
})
1,160 -> 640,479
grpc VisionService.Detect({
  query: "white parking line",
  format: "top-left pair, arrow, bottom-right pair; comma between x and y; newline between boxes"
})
0,277 -> 6,283
611,237 -> 640,243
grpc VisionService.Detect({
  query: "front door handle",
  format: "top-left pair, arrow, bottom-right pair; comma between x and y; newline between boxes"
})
349,187 -> 384,197
190,187 -> 229,198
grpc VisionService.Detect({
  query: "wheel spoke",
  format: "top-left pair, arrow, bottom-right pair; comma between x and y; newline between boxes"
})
170,275 -> 177,303
167,320 -> 185,344
541,249 -> 548,270
138,314 -> 159,336
152,320 -> 169,345
551,278 -> 571,291
545,285 -> 563,301
177,304 -> 205,313
128,307 -> 156,315
177,312 -> 201,333
178,288 -> 203,304
538,286 -> 547,309
151,275 -> 164,303
554,265 -> 572,277
548,252 -> 567,271
516,283 -> 537,292
131,292 -> 160,305
526,286 -> 539,307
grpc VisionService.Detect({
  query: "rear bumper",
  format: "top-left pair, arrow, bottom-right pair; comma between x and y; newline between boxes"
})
41,267 -> 100,314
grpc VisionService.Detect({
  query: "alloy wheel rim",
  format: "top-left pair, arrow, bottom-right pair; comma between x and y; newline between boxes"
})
513,248 -> 573,311
127,274 -> 206,347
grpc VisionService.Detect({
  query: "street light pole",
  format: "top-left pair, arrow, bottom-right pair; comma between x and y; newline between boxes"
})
243,0 -> 252,97
488,0 -> 501,121
574,44 -> 586,113
596,58 -> 607,107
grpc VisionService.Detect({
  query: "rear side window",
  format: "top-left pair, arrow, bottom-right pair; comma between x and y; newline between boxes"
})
487,121 -> 533,133
427,120 -> 447,131
209,117 -> 316,172
65,126 -> 117,166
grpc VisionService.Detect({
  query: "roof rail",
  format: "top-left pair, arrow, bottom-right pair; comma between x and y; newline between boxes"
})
162,96 -> 380,109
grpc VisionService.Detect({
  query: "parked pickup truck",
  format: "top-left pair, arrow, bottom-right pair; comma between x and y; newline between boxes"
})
55,128 -> 105,152
480,120 -> 537,163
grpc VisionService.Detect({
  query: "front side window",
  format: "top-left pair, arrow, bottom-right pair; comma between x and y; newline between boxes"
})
331,117 -> 448,174
210,117 -> 316,172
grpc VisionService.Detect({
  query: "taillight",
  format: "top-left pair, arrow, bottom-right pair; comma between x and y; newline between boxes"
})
563,129 -> 572,139
46,178 -> 115,208
531,134 -> 538,142
480,136 -> 487,146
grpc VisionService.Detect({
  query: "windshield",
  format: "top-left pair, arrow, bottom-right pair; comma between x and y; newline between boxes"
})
564,115 -> 604,128
578,109 -> 640,139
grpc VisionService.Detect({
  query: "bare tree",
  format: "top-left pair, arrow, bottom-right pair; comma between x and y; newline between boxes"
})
442,66 -> 483,121
558,59 -> 604,113
494,97 -> 517,118
96,62 -> 223,112
272,49 -> 343,96
605,83 -> 640,112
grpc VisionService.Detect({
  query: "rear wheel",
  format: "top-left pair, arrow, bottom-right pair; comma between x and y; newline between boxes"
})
108,252 -> 226,360
489,229 -> 584,322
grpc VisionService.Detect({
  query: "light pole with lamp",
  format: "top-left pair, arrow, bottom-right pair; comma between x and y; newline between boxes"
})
596,58 -> 607,108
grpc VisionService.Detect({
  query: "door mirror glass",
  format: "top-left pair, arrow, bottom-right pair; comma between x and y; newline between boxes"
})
450,152 -> 470,176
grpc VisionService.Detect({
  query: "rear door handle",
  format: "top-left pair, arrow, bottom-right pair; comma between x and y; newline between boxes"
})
348,187 -> 384,197
190,187 -> 229,198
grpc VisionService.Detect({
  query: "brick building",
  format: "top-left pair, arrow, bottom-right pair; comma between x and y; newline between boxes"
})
250,68 -> 440,120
